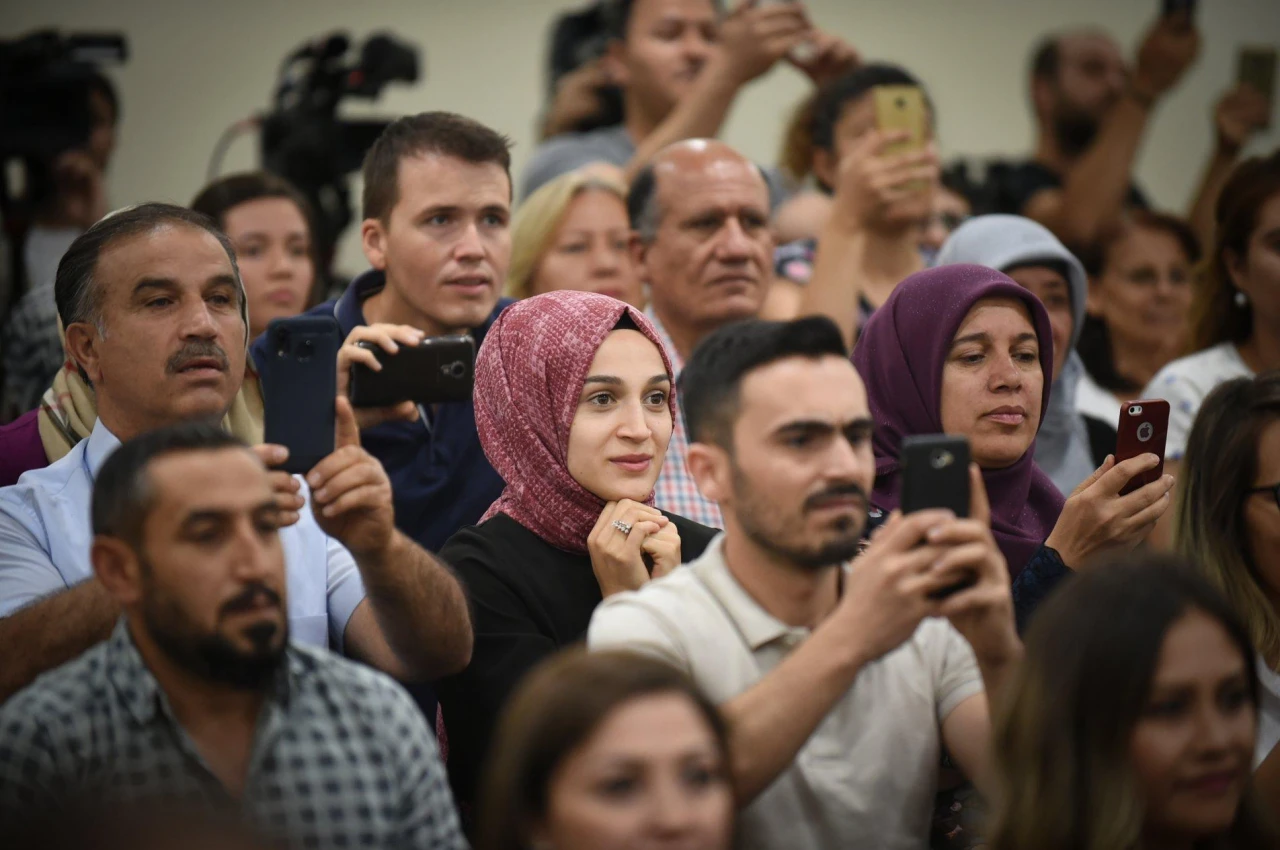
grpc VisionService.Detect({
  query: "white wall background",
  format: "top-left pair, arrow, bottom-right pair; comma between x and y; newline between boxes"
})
5,0 -> 1278,276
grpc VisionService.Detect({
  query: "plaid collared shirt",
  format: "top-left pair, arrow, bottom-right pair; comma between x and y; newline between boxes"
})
0,620 -> 465,849
646,309 -> 723,529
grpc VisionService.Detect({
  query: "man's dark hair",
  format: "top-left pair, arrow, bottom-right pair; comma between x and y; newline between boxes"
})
54,202 -> 240,334
679,316 -> 849,447
810,63 -> 925,154
92,421 -> 247,548
1030,34 -> 1061,84
604,0 -> 725,41
361,111 -> 513,223
626,161 -> 660,242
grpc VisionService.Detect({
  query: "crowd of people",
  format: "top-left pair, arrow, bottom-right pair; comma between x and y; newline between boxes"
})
0,1 -> 1278,848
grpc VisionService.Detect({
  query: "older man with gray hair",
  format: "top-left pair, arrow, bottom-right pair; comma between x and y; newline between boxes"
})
628,138 -> 774,527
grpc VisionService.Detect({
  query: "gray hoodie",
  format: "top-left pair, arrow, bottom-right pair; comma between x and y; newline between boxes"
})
935,215 -> 1093,496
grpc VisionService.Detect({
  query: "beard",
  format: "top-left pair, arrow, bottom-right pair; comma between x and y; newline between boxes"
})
139,559 -> 288,691
730,463 -> 867,571
1050,95 -> 1104,158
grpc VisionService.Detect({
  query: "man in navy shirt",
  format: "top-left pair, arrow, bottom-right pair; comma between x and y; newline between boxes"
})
253,112 -> 513,553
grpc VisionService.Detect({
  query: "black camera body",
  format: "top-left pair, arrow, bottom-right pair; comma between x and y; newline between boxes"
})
259,32 -> 419,270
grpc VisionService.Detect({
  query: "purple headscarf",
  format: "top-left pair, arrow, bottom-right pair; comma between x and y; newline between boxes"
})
852,264 -> 1066,574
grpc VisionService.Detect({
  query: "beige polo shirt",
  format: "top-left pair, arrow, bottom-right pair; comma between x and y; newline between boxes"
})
587,534 -> 984,850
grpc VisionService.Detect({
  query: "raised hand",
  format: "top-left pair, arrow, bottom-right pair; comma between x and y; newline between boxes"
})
718,0 -> 813,86
1132,12 -> 1200,101
1213,84 -> 1270,154
251,443 -> 306,529
307,396 -> 396,558
830,130 -> 939,231
1045,454 -> 1175,569
337,323 -> 423,430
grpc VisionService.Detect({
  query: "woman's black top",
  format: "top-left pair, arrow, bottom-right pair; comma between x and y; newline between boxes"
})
436,510 -> 718,821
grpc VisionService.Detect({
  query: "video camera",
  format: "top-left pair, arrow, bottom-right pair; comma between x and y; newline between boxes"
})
259,32 -> 419,271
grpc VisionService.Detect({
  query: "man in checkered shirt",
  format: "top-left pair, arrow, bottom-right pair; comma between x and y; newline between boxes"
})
630,139 -> 778,530
0,421 -> 465,849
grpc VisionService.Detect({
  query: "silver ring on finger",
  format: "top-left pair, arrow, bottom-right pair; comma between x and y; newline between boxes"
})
612,519 -> 633,536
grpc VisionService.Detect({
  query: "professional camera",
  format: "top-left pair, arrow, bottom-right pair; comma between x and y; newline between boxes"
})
258,32 -> 419,271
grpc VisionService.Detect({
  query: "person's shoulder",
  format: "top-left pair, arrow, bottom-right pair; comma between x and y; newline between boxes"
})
440,513 -> 545,572
1146,343 -> 1247,397
0,410 -> 49,489
0,640 -> 110,732
662,512 -> 720,560
2,435 -> 88,509
595,552 -> 714,619
288,643 -> 425,727
521,127 -> 631,197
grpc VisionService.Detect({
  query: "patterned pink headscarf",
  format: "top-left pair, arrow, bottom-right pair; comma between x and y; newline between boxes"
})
474,291 -> 676,553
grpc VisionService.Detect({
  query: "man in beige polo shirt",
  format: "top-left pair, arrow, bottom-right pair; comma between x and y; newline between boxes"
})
588,316 -> 1022,849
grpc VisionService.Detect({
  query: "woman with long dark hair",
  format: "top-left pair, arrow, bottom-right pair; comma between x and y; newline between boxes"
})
989,555 -> 1278,850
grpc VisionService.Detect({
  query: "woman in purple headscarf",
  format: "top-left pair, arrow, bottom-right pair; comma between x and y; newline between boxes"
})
853,265 -> 1176,616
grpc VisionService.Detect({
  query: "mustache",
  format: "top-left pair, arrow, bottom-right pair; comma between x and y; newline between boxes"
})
803,482 -> 869,512
220,582 -> 282,617
166,340 -> 230,375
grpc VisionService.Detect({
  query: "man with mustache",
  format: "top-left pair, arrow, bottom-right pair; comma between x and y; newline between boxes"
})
0,422 -> 465,848
589,317 -> 1022,848
0,203 -> 473,702
1010,12 -> 1266,250
630,138 -> 774,527
521,0 -> 858,197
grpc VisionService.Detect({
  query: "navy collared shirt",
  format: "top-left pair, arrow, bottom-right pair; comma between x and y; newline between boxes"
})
252,270 -> 510,553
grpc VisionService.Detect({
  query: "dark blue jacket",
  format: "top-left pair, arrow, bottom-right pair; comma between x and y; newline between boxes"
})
252,270 -> 511,553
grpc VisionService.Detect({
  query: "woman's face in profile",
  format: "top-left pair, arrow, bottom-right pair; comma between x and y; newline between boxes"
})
1244,417 -> 1280,601
1129,608 -> 1256,844
567,329 -> 673,503
938,297 -> 1044,469
534,692 -> 733,850
223,197 -> 315,340
531,190 -> 645,309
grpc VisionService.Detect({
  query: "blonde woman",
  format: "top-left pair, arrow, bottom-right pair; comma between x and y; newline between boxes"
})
506,168 -> 644,308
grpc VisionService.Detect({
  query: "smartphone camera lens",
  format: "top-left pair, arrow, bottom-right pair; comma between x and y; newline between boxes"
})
1129,405 -> 1142,416
298,339 -> 315,363
275,330 -> 291,358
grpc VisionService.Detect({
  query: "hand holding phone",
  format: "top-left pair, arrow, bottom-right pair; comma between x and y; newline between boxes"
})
901,435 -> 974,599
262,315 -> 342,475
1237,46 -> 1277,129
1115,400 -> 1170,496
349,334 -> 476,408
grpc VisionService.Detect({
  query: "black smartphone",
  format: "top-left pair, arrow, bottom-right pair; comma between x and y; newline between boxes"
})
1238,46 -> 1277,129
348,334 -> 476,408
261,315 -> 342,475
1161,0 -> 1196,17
901,435 -> 973,600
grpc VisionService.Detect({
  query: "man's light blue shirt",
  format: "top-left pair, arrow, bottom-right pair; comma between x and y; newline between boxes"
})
0,420 -> 367,650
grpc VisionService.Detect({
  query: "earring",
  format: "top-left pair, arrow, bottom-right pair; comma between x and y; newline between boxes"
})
1235,290 -> 1249,307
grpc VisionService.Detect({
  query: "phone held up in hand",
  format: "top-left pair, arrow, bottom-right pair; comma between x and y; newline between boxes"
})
1238,46 -> 1277,129
348,334 -> 476,408
901,435 -> 975,601
262,315 -> 342,475
1161,0 -> 1196,19
1115,399 -> 1170,497
874,84 -> 929,157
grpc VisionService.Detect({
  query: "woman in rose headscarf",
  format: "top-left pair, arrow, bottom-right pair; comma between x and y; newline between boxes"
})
853,265 -> 1177,624
436,290 -> 718,821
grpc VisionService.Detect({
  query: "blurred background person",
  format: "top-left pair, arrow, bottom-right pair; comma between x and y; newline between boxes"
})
506,169 -> 644,308
476,648 -> 733,850
917,171 -> 972,265
521,0 -> 858,197
1,70 -> 119,423
792,63 -> 940,347
1176,373 -> 1280,773
988,556 -> 1279,850
190,171 -> 327,343
1075,210 -> 1200,427
1144,151 -> 1280,501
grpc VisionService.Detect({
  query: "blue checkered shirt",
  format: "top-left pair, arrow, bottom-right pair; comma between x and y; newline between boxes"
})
0,620 -> 465,849
646,309 -> 723,529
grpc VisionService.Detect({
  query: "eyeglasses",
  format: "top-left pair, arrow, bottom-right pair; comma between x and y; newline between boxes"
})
1248,483 -> 1280,510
